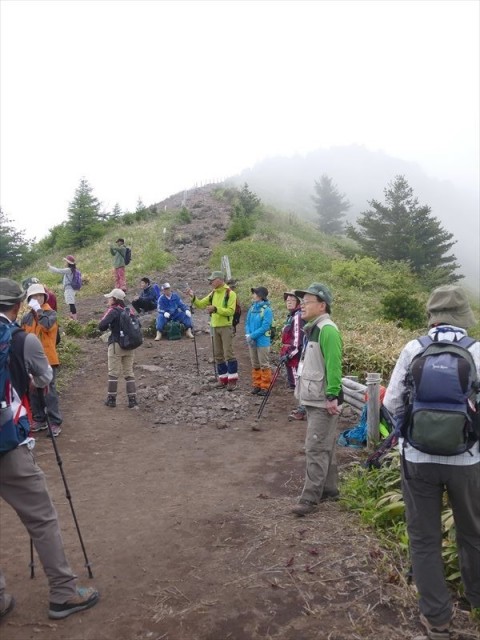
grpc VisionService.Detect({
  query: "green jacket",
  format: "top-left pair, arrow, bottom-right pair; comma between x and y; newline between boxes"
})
110,245 -> 126,268
192,284 -> 236,328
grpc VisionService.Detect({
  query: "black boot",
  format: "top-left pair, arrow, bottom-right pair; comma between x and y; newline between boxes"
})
105,395 -> 116,408
128,395 -> 138,409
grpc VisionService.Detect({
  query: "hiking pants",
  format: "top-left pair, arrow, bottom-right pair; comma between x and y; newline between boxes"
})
300,406 -> 338,504
0,446 -> 78,606
30,365 -> 62,426
402,460 -> 480,627
114,266 -> 126,291
107,342 -> 135,379
212,326 -> 238,383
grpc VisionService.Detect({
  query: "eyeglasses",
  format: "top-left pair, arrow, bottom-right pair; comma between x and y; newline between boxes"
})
301,300 -> 320,306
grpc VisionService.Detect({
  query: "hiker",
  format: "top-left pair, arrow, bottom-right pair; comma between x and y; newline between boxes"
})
154,283 -> 194,341
186,271 -> 239,390
47,256 -> 79,320
20,283 -> 63,437
290,283 -> 343,517
280,291 -> 306,421
98,288 -> 138,408
0,278 -> 99,621
22,277 -> 57,311
110,238 -> 127,292
383,285 -> 480,639
132,277 -> 160,314
245,286 -> 274,396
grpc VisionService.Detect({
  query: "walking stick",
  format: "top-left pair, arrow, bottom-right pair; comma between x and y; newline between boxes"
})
29,538 -> 35,578
189,305 -> 200,376
39,388 -> 94,578
256,361 -> 284,420
210,329 -> 217,378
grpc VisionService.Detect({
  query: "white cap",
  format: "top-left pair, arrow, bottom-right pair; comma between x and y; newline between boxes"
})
104,288 -> 126,300
162,282 -> 171,289
27,283 -> 47,300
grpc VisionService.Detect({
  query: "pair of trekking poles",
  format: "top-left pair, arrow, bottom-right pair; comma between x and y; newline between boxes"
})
29,388 -> 94,579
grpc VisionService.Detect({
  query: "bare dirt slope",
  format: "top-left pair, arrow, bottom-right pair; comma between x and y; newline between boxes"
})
2,187 -> 477,640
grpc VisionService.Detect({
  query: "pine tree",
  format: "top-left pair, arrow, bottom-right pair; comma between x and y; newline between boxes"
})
61,178 -> 103,248
312,175 -> 350,234
347,175 -> 461,284
0,208 -> 33,273
238,183 -> 261,216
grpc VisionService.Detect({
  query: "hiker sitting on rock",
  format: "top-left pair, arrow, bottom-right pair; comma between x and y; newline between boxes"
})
155,283 -> 194,341
132,277 -> 160,314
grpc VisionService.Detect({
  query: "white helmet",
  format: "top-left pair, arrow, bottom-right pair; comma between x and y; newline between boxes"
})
26,283 -> 47,302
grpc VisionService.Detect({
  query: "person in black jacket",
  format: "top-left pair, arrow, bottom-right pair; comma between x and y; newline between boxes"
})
98,288 -> 138,408
131,277 -> 159,313
0,278 -> 99,621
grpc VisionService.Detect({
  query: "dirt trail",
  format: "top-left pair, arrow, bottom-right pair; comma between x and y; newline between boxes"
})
2,187 -> 476,640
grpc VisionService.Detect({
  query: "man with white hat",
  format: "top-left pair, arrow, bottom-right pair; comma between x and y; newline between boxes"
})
154,283 -> 194,341
384,285 -> 480,638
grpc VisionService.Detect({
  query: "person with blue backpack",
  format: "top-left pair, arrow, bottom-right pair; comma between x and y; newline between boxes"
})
245,286 -> 274,396
384,285 -> 480,639
0,278 -> 99,621
131,277 -> 160,314
47,255 -> 81,321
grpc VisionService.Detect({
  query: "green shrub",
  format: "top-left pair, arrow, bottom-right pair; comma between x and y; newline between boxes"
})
381,290 -> 426,330
178,207 -> 192,224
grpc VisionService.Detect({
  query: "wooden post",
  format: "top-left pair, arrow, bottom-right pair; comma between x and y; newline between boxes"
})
366,373 -> 381,449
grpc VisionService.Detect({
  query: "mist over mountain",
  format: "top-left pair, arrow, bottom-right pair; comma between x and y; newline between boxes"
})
229,145 -> 479,295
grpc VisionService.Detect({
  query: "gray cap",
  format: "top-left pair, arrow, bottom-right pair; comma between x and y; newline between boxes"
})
208,271 -> 225,282
427,285 -> 476,329
294,282 -> 333,306
0,278 -> 27,305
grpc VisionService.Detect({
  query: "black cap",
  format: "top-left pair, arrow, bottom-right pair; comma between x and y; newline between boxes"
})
251,286 -> 268,300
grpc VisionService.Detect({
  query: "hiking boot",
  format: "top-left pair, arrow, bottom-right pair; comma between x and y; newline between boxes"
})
31,421 -> 48,432
48,587 -> 99,620
214,381 -> 228,389
251,387 -> 261,395
0,594 -> 15,619
257,389 -> 268,396
128,396 -> 138,409
320,489 -> 340,502
185,328 -> 194,339
291,501 -> 318,517
46,424 -> 62,438
154,331 -> 162,341
105,395 -> 116,408
412,614 -> 451,640
227,380 -> 237,392
288,408 -> 306,421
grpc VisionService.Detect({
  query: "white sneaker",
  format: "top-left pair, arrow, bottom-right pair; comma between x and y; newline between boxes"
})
185,328 -> 194,339
154,331 -> 162,341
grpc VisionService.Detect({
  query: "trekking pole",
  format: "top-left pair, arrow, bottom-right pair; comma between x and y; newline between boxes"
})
39,388 -> 94,578
210,328 -> 217,379
256,361 -> 284,420
190,305 -> 200,376
29,538 -> 35,578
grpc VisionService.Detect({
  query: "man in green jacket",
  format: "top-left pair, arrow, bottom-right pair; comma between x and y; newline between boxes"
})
291,283 -> 343,516
186,271 -> 239,390
110,238 -> 127,292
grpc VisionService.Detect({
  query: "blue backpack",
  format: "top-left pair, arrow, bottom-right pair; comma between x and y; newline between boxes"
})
0,323 -> 31,453
71,269 -> 82,290
401,335 -> 479,456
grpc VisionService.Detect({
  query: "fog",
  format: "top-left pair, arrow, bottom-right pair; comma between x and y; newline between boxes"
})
231,145 -> 479,295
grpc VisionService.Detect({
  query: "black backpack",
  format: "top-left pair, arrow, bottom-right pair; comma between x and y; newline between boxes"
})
401,335 -> 479,456
124,247 -> 132,265
118,307 -> 143,350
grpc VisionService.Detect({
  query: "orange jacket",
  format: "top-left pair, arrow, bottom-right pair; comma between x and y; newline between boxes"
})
21,303 -> 59,366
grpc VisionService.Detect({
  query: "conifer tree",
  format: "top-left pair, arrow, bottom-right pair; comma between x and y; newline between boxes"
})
312,175 -> 350,234
0,208 -> 33,273
347,175 -> 461,284
61,178 -> 103,248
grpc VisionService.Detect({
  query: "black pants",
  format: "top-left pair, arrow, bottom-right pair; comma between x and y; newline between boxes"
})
132,299 -> 156,313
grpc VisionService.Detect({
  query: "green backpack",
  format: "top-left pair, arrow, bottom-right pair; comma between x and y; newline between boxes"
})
166,320 -> 182,341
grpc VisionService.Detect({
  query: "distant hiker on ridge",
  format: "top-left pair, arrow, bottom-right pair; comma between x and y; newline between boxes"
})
47,256 -> 80,321
110,238 -> 127,292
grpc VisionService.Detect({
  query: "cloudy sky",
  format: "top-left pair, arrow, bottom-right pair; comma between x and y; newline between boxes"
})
1,0 -> 478,241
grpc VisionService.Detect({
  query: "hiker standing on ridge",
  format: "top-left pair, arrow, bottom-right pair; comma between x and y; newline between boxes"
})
245,286 -> 274,396
290,283 -> 343,517
98,288 -> 138,408
47,255 -> 80,320
383,285 -> 480,639
280,291 -> 306,421
0,278 -> 99,621
186,271 -> 239,390
155,283 -> 194,341
110,238 -> 127,292
20,283 -> 63,438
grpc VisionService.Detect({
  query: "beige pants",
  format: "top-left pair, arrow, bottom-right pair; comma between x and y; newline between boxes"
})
212,326 -> 235,363
107,342 -> 135,378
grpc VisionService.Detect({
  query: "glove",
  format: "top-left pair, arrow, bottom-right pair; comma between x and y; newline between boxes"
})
185,309 -> 192,317
29,299 -> 42,312
163,312 -> 170,319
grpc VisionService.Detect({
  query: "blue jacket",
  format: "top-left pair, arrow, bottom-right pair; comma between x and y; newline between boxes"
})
157,292 -> 188,316
140,284 -> 160,305
245,300 -> 273,347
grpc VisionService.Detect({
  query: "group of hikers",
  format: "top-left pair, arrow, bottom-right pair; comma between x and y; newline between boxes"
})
0,266 -> 479,639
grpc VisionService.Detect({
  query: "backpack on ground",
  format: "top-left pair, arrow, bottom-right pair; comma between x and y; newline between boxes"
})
118,307 -> 143,350
401,335 -> 479,456
166,320 -> 182,341
125,247 -> 132,265
209,288 -> 242,332
71,269 -> 83,291
0,323 -> 31,453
